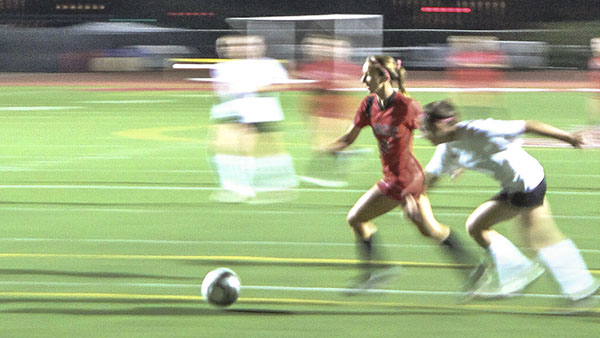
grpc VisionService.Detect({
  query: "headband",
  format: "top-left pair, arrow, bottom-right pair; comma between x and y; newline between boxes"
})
426,113 -> 455,122
370,57 -> 402,81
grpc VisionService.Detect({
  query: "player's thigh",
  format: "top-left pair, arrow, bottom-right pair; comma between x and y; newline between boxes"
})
253,131 -> 285,155
407,194 -> 450,240
519,197 -> 555,225
417,194 -> 449,231
466,200 -> 520,232
347,184 -> 400,224
519,198 -> 565,247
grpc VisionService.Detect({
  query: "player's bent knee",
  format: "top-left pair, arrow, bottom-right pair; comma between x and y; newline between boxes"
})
465,218 -> 485,239
346,211 -> 361,228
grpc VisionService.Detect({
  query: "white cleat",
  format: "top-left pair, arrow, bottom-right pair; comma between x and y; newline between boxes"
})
563,278 -> 600,314
472,262 -> 545,299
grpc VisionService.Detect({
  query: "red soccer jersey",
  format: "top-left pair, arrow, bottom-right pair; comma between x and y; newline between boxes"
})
353,92 -> 425,199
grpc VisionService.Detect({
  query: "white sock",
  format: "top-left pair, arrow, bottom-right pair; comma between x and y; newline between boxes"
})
488,235 -> 533,285
213,154 -> 255,197
252,154 -> 298,192
537,239 -> 597,300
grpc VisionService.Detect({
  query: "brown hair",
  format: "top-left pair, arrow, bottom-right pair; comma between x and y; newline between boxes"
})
368,55 -> 408,96
422,100 -> 460,124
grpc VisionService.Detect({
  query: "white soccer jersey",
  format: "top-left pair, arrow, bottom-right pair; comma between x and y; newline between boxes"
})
425,119 -> 545,192
209,58 -> 288,123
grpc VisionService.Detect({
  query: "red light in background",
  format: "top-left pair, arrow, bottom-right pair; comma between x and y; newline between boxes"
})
167,12 -> 215,17
421,7 -> 472,13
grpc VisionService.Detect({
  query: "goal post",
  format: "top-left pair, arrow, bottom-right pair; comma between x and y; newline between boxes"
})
225,14 -> 383,62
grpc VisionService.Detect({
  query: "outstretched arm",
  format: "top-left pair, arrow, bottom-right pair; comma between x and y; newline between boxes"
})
525,120 -> 584,148
325,123 -> 362,153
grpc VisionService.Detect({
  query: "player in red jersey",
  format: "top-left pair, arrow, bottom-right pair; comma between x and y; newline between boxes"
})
327,55 -> 482,292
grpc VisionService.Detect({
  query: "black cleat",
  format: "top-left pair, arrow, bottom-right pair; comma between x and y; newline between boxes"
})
345,266 -> 402,296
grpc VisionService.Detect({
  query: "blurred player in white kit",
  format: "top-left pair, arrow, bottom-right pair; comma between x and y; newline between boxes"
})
209,35 -> 298,203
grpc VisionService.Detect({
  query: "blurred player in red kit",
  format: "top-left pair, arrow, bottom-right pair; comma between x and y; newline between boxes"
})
296,36 -> 364,187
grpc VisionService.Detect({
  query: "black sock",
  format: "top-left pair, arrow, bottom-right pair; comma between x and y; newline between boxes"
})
441,231 -> 479,277
359,235 -> 373,259
357,234 -> 378,272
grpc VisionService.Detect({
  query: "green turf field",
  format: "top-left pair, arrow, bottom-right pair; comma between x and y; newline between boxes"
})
0,84 -> 598,337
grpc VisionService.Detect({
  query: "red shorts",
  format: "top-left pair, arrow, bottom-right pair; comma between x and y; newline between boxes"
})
377,175 -> 425,203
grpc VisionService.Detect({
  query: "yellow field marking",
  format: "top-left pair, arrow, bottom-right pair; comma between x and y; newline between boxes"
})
0,292 -> 595,314
0,252 -> 468,269
0,291 -> 202,302
111,126 -> 437,149
113,125 -> 207,142
1,252 -> 598,275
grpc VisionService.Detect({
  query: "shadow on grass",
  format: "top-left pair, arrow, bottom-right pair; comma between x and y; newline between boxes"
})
0,306 -> 464,317
1,303 -> 596,318
4,305 -> 596,317
0,268 -> 195,280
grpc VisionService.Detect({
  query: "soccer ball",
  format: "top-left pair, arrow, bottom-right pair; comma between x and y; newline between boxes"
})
201,268 -> 241,307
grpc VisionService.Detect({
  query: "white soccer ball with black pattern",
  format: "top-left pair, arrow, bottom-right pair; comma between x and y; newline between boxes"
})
201,268 -> 241,307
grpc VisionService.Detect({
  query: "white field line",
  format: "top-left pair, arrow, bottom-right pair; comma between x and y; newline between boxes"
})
0,206 -> 598,222
0,280 -> 596,301
0,167 -> 598,179
0,237 -> 436,249
0,106 -> 85,111
0,155 -> 598,164
0,144 -> 134,148
0,142 -> 204,174
339,87 -> 600,93
0,237 -> 598,254
186,78 -> 316,85
0,115 -> 202,120
168,94 -> 213,98
0,154 -> 599,162
184,79 -> 598,93
0,168 -> 209,173
81,100 -> 175,104
0,184 -> 597,197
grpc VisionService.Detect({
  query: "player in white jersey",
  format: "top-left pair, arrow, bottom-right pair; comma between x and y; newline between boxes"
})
420,99 -> 598,310
209,35 -> 297,203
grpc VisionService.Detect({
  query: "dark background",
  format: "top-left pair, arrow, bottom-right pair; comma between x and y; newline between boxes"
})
1,1 -> 598,29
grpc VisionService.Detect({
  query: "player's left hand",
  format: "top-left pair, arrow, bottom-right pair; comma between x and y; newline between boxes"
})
568,133 -> 585,148
403,194 -> 422,224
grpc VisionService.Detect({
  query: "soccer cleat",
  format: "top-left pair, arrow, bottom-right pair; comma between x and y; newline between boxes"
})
209,190 -> 252,203
562,278 -> 600,314
564,295 -> 599,314
246,190 -> 298,204
345,266 -> 402,295
459,263 -> 495,302
463,262 -> 488,290
570,277 -> 600,303
472,262 -> 545,299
